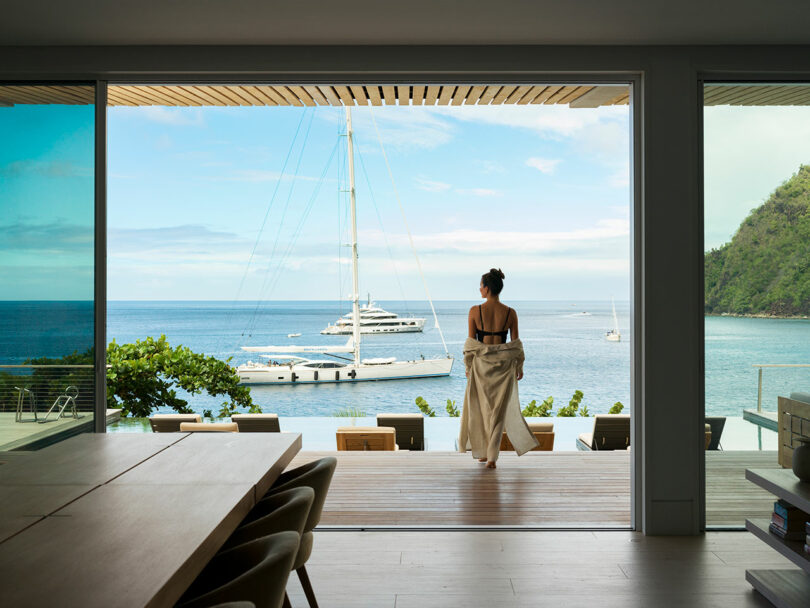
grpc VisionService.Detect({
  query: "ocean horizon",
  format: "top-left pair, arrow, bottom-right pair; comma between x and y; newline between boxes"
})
2,299 -> 809,419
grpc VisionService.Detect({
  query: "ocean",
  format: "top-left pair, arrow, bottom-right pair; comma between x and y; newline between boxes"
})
2,300 -> 809,418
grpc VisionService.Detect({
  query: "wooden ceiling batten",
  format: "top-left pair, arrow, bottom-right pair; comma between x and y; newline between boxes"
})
424,85 -> 441,105
411,85 -> 425,105
380,85 -> 395,105
516,85 -> 546,105
451,85 -> 471,105
437,86 -> 455,105
559,85 -> 595,104
366,86 -> 383,106
288,86 -> 317,106
396,85 -> 410,105
316,86 -> 341,106
333,86 -> 355,107
349,85 -> 368,105
303,86 -> 329,105
531,85 -> 563,104
477,86 -> 501,105
504,85 -> 532,104
178,85 -> 225,106
491,85 -> 517,104
465,85 -> 486,105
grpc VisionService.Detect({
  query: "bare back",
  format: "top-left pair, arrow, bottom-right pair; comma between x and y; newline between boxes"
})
468,301 -> 519,344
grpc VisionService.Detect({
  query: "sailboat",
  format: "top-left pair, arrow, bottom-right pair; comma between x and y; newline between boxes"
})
605,297 -> 621,342
236,107 -> 454,385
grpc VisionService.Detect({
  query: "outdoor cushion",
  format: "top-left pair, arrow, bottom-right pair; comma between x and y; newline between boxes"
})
231,413 -> 280,432
180,422 -> 238,432
790,392 -> 810,405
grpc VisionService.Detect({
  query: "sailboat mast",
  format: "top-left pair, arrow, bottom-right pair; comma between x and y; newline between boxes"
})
346,107 -> 361,366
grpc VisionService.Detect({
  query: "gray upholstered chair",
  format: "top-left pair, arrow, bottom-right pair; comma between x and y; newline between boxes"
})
232,414 -> 281,432
265,457 -> 337,608
148,413 -> 201,432
576,414 -> 631,450
219,487 -> 314,554
178,532 -> 300,608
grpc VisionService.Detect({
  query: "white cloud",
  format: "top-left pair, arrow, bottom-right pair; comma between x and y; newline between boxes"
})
361,218 -> 630,255
526,157 -> 561,174
455,188 -> 502,198
414,177 -> 452,192
350,106 -> 455,150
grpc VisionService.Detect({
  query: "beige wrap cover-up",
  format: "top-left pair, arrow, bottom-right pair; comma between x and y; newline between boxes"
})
458,337 -> 539,462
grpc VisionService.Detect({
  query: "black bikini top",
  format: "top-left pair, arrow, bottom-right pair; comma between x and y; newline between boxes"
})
475,305 -> 511,344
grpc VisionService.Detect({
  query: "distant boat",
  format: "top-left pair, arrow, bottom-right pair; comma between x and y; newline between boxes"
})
605,297 -> 621,342
287,333 -> 301,338
321,295 -> 425,335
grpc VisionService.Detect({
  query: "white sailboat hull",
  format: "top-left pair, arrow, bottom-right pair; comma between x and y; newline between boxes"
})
238,357 -> 453,385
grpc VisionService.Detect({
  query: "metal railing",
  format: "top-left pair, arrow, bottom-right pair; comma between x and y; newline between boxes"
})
0,365 -> 95,423
752,363 -> 810,412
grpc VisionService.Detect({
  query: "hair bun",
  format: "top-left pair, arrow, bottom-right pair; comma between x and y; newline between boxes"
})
490,268 -> 505,280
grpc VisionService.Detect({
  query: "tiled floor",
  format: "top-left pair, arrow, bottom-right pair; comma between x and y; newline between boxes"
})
287,530 -> 793,607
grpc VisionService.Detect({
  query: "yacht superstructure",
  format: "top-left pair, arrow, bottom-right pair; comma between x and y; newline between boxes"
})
321,297 -> 425,334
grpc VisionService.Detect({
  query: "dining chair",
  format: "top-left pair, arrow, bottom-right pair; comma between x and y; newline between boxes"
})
219,487 -> 314,554
178,532 -> 299,608
265,457 -> 337,608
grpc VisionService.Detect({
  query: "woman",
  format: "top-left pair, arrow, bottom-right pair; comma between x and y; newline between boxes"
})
458,269 -> 538,468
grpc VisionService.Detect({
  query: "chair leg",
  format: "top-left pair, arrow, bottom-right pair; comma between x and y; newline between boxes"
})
297,565 -> 319,608
283,592 -> 292,608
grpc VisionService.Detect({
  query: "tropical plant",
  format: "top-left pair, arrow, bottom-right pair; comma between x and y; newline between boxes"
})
106,335 -> 256,418
446,399 -> 459,417
555,390 -> 586,417
609,401 -> 625,414
415,396 -> 436,417
333,406 -> 367,417
522,396 -> 554,417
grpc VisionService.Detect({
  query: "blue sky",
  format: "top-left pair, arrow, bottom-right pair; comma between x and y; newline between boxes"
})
8,93 -> 810,301
105,103 -> 631,301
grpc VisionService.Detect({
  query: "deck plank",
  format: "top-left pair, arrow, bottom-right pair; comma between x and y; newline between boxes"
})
291,450 -> 779,527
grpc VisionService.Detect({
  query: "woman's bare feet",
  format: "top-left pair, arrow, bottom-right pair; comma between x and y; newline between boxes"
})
478,458 -> 487,463
486,461 -> 497,469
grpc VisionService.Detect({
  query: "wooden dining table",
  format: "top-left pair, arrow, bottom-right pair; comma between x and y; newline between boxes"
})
0,431 -> 302,608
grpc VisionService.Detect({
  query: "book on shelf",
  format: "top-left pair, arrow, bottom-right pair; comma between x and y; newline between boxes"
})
773,499 -> 809,523
770,522 -> 806,542
771,512 -> 806,531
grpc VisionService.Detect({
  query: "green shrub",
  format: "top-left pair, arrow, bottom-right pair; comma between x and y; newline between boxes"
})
415,396 -> 436,417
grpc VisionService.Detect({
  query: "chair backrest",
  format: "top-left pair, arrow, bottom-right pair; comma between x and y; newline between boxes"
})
705,416 -> 726,450
268,457 -> 337,532
376,414 -> 424,450
221,487 -> 314,553
336,426 -> 396,451
500,423 -> 555,452
179,422 -> 238,432
232,414 -> 280,433
591,415 -> 631,450
178,532 -> 299,608
149,414 -> 201,432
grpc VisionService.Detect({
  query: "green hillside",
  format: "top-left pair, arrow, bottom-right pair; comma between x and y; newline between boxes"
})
705,165 -> 810,317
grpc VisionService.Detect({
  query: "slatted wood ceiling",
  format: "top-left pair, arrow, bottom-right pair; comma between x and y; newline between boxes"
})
0,84 -> 629,107
6,84 -> 810,108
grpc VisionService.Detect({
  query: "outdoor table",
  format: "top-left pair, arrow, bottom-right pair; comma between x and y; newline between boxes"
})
0,431 -> 302,607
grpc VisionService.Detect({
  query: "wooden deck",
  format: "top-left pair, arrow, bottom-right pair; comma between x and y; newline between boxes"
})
291,450 -> 779,528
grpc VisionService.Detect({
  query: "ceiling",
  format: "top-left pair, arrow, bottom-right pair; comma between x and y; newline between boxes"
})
2,1 -> 810,46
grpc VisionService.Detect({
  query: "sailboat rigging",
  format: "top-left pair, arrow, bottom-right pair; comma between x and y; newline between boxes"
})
236,107 -> 454,385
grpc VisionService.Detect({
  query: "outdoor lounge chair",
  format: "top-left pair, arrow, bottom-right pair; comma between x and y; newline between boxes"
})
179,422 -> 238,432
705,416 -> 725,450
501,420 -> 555,451
576,414 -> 630,450
231,413 -> 281,432
149,413 -> 201,432
336,426 -> 398,451
376,413 -> 424,450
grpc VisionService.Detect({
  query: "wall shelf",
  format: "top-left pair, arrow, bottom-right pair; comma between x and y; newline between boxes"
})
746,468 -> 810,608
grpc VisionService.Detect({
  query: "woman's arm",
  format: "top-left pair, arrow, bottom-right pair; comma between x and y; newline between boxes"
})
511,310 -> 523,380
468,306 -> 478,339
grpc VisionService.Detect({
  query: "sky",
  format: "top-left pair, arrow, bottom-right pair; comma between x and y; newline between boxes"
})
104,102 -> 632,301
4,88 -> 810,301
